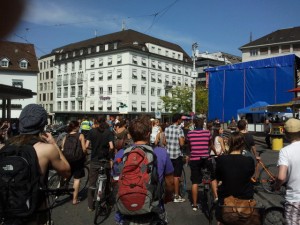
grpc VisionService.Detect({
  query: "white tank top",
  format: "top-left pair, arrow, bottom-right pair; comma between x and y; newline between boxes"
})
211,136 -> 222,155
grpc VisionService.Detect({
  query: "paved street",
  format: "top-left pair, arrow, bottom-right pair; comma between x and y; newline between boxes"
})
51,132 -> 285,225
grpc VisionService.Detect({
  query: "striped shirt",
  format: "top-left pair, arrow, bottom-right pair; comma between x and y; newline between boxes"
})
187,129 -> 211,161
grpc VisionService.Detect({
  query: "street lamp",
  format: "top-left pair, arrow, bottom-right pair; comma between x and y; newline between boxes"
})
191,43 -> 198,115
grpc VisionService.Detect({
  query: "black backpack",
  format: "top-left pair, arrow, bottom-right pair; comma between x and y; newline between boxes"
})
62,133 -> 84,162
0,143 -> 41,221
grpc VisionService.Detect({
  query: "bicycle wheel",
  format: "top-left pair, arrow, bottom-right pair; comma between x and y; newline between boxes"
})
259,164 -> 285,194
263,206 -> 285,225
94,180 -> 110,225
47,173 -> 62,206
179,167 -> 187,198
208,202 -> 217,225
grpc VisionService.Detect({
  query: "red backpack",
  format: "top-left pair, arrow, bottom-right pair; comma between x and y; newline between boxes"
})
116,145 -> 162,215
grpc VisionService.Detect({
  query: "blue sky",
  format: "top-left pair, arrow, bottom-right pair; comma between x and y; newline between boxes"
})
6,0 -> 300,58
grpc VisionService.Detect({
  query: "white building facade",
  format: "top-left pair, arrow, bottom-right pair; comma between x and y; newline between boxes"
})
38,29 -> 193,123
0,41 -> 39,118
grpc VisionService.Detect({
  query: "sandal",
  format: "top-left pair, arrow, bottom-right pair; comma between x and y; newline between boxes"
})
72,200 -> 80,205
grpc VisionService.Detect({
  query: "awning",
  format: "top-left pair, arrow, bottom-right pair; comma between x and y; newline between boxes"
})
267,102 -> 293,112
288,87 -> 300,92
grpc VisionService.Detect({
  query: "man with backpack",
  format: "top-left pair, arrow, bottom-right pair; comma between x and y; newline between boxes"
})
114,115 -> 174,225
0,104 -> 71,225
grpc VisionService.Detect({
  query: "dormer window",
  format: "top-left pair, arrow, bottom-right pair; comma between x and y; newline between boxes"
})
1,58 -> 9,67
19,59 -> 28,69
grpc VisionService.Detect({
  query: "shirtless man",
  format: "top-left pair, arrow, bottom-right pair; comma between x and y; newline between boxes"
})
4,104 -> 71,224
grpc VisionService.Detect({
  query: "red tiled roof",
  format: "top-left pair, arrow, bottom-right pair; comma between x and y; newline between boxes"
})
0,41 -> 39,73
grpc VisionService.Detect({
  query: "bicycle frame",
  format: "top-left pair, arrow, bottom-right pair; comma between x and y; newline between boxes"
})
95,164 -> 107,202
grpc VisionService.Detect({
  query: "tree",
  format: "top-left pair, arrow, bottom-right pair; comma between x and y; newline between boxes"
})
160,85 -> 208,116
196,86 -> 208,115
160,86 -> 192,114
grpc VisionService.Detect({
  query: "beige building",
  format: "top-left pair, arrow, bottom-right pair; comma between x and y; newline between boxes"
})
240,26 -> 300,62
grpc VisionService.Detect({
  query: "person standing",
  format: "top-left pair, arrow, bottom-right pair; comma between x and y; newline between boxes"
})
187,118 -> 217,211
165,113 -> 185,202
275,118 -> 300,225
264,119 -> 272,149
80,116 -> 92,138
85,116 -> 114,211
62,121 -> 87,205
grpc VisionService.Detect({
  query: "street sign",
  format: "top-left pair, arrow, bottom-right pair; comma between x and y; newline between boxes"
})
155,111 -> 161,119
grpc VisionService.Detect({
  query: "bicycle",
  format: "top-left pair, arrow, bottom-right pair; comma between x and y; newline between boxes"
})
263,205 -> 285,225
47,163 -> 89,205
252,150 -> 285,195
93,159 -> 114,225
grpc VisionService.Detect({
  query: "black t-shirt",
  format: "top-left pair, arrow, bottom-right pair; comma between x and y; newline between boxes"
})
86,128 -> 114,161
216,154 -> 255,200
242,133 -> 255,152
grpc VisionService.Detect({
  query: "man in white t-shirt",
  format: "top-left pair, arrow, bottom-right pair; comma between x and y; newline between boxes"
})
275,118 -> 300,225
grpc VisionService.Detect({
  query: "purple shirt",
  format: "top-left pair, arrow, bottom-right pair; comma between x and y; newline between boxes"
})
113,145 -> 174,182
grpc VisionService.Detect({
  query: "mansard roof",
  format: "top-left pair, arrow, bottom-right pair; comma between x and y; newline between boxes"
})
0,41 -> 39,72
240,26 -> 300,49
51,29 -> 192,63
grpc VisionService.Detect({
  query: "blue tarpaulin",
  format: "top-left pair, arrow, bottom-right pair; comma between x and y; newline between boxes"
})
207,54 -> 298,122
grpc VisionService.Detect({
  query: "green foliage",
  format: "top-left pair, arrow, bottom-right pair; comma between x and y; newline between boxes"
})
160,86 -> 192,114
160,85 -> 208,115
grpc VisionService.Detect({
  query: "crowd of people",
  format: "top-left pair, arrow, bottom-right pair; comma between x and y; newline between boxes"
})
0,105 -> 299,225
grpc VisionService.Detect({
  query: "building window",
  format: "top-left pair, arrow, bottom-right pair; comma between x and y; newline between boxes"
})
151,60 -> 156,68
57,87 -> 61,98
151,73 -> 156,82
270,46 -> 279,54
165,64 -> 169,71
1,58 -> 9,67
98,71 -> 103,81
108,86 -> 112,95
64,63 -> 67,72
71,101 -> 75,110
260,47 -> 268,55
90,87 -> 95,96
12,79 -> 23,88
141,86 -> 146,95
78,101 -> 82,110
107,101 -> 112,111
57,102 -> 61,111
71,86 -> 75,97
117,84 -> 122,94
117,55 -> 122,64
90,72 -> 95,81
88,48 -> 91,54
250,49 -> 258,56
80,49 -> 83,55
78,86 -> 83,97
117,69 -> 122,79
151,87 -> 155,96
141,71 -> 147,81
96,46 -> 100,52
98,101 -> 103,110
293,44 -> 300,51
90,59 -> 95,68
90,101 -> 94,110
132,101 -> 137,111
141,102 -> 146,112
63,87 -> 68,98
107,71 -> 112,80
281,45 -> 290,53
64,101 -> 68,110
105,44 -> 109,51
108,56 -> 112,65
99,86 -> 103,95
99,58 -> 103,66
132,69 -> 137,79
132,55 -> 138,64
157,88 -> 161,96
132,85 -> 137,94
19,60 -> 28,69
142,58 -> 146,66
